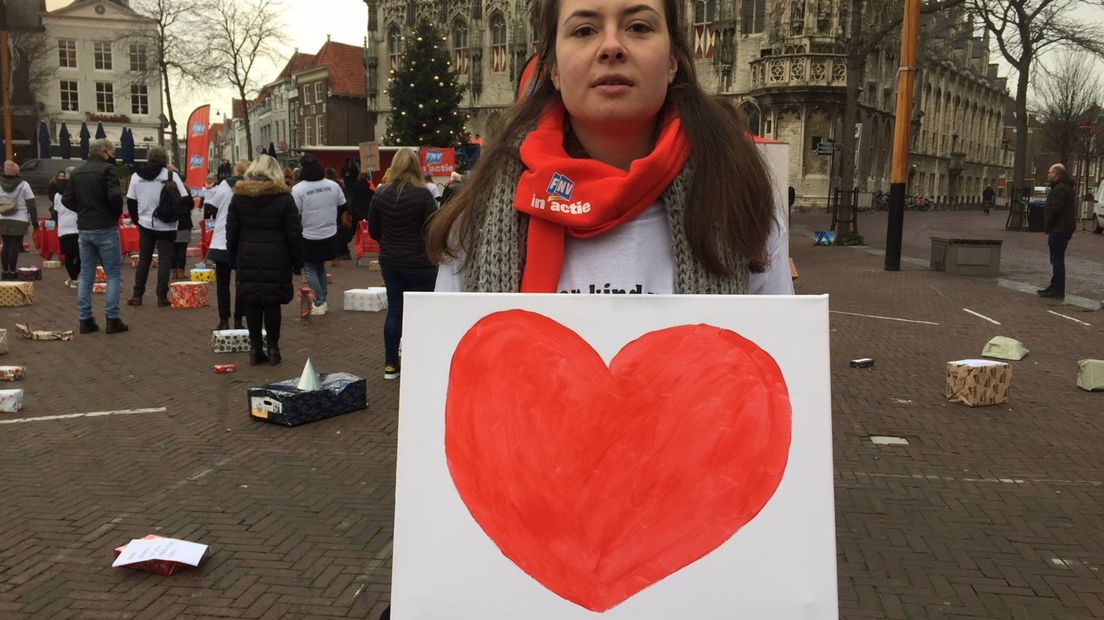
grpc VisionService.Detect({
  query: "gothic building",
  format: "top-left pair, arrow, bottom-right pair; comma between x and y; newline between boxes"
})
362,1 -> 1010,207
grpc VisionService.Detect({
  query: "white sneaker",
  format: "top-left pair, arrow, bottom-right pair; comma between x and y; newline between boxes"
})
310,301 -> 328,316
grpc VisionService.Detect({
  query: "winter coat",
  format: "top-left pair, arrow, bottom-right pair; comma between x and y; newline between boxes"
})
1045,174 -> 1076,234
63,157 -> 123,230
226,178 -> 304,306
349,179 -> 375,223
367,181 -> 437,270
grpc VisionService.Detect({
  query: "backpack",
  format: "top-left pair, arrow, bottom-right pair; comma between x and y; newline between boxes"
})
153,171 -> 192,223
0,182 -> 26,216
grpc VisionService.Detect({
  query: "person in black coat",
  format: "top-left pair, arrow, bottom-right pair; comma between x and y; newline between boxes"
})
226,155 -> 304,366
349,172 -> 375,224
368,148 -> 438,380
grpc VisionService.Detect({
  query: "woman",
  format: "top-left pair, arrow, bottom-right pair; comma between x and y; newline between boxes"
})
206,160 -> 250,331
290,154 -> 345,315
226,155 -> 303,366
52,167 -> 80,288
0,161 -> 38,280
368,148 -> 438,380
126,146 -> 182,306
426,0 -> 791,297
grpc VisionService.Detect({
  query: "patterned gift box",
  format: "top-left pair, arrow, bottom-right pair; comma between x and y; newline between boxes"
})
42,260 -> 61,269
17,267 -> 41,281
0,329 -> 8,355
343,287 -> 387,312
129,254 -> 159,268
248,372 -> 367,427
170,282 -> 209,308
0,388 -> 24,413
946,359 -> 1011,407
211,329 -> 265,353
93,282 -> 106,294
190,268 -> 216,283
0,366 -> 25,381
185,246 -> 201,258
95,265 -> 106,283
0,282 -> 34,307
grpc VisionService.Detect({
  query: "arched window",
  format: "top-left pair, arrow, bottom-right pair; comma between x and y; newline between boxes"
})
491,12 -> 507,46
695,0 -> 717,23
740,101 -> 761,136
388,24 -> 403,71
452,19 -> 469,75
491,12 -> 508,73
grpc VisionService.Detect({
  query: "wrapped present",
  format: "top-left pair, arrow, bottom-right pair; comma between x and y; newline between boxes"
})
43,220 -> 56,232
17,266 -> 42,281
0,366 -> 24,381
169,281 -> 209,308
95,265 -> 106,283
0,388 -> 23,412
343,287 -> 387,312
42,260 -> 61,269
112,534 -> 206,576
0,282 -> 34,307
982,336 -> 1029,361
211,328 -> 265,353
366,259 -> 381,271
248,372 -> 367,427
190,268 -> 215,283
185,246 -> 201,258
129,254 -> 159,268
946,359 -> 1011,407
0,329 -> 7,355
1078,360 -> 1104,391
93,282 -> 106,294
15,323 -> 72,341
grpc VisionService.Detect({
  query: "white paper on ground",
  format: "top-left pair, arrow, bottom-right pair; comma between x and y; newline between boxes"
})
112,537 -> 207,568
951,359 -> 1007,367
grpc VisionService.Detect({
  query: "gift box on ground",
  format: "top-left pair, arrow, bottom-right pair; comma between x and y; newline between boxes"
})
186,246 -> 201,258
93,282 -> 106,294
95,265 -> 106,283
169,282 -> 209,308
366,260 -> 380,271
248,372 -> 367,426
814,231 -> 836,246
211,329 -> 265,353
0,329 -> 8,355
0,282 -> 34,306
190,268 -> 215,283
0,388 -> 24,412
1078,360 -> 1104,391
16,267 -> 41,281
946,359 -> 1011,407
42,260 -> 61,269
343,287 -> 387,312
112,534 -> 207,576
0,366 -> 24,381
129,254 -> 159,268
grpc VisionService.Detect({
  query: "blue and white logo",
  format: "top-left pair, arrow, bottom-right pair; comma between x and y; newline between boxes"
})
425,150 -> 443,164
189,155 -> 204,169
547,172 -> 574,201
192,122 -> 206,136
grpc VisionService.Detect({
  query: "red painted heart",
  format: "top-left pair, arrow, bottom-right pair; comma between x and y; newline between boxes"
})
445,310 -> 792,612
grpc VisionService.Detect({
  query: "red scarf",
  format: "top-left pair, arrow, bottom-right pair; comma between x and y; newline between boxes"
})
513,105 -> 692,292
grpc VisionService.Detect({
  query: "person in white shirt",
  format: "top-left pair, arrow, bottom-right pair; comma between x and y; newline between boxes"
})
290,154 -> 345,315
205,160 -> 249,330
52,167 -> 81,287
424,173 -> 442,203
125,146 -> 186,306
0,160 -> 38,280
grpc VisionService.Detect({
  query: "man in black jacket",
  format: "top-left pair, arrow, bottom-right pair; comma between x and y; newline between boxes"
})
1037,163 -> 1076,301
62,138 -> 128,334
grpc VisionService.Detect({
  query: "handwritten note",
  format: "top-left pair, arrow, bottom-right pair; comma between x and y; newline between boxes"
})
112,537 -> 207,568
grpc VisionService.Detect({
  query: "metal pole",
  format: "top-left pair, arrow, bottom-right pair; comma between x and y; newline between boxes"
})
885,0 -> 921,271
0,31 -> 13,161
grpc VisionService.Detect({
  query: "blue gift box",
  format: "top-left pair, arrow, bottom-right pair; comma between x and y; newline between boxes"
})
814,231 -> 836,246
248,372 -> 367,426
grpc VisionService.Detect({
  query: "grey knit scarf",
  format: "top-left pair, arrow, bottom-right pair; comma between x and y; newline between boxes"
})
462,156 -> 749,294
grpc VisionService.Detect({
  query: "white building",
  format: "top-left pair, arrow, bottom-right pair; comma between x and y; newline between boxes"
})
36,0 -> 163,150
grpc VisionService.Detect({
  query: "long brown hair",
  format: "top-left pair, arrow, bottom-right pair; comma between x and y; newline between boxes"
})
426,0 -> 775,275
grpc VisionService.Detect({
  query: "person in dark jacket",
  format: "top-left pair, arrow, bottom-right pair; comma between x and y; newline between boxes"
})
349,172 -> 375,223
62,138 -> 128,334
368,148 -> 438,380
226,155 -> 304,366
441,171 -> 464,205
1038,163 -> 1076,301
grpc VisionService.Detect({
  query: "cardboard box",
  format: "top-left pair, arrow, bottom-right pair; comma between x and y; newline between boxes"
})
0,366 -> 23,381
42,260 -> 61,269
0,282 -> 34,307
0,328 -> 8,355
170,282 -> 209,308
0,388 -> 24,412
248,372 -> 367,427
211,329 -> 264,353
1077,359 -> 1104,392
946,359 -> 1011,407
190,268 -> 215,283
343,287 -> 387,312
16,266 -> 41,281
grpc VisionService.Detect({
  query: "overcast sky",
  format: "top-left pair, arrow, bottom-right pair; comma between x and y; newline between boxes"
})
43,0 -> 1104,120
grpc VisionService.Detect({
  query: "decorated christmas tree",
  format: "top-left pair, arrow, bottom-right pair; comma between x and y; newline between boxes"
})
386,19 -> 467,147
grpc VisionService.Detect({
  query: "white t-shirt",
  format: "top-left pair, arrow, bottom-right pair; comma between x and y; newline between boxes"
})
0,180 -> 35,224
426,182 -> 442,200
292,179 -> 345,240
53,191 -> 78,236
206,180 -> 233,251
435,200 -> 794,295
126,168 -> 187,232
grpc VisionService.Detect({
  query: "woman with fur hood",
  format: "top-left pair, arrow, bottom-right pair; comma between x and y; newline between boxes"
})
226,155 -> 304,366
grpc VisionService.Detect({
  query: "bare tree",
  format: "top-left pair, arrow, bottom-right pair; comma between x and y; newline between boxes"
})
1031,52 -> 1103,163
969,0 -> 1104,194
201,0 -> 286,157
10,31 -> 58,128
126,0 -> 217,162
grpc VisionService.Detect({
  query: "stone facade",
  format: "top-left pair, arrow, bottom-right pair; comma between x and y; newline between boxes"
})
362,1 -> 1009,207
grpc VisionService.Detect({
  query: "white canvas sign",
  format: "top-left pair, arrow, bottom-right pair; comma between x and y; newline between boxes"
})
392,293 -> 836,619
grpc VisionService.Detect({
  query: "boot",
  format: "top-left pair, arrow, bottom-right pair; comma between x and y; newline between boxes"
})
157,297 -> 171,307
105,316 -> 129,334
79,318 -> 99,334
215,317 -> 230,331
249,347 -> 269,366
268,343 -> 282,366
126,296 -> 142,305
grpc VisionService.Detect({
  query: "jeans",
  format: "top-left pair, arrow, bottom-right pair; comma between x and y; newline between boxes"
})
134,226 -> 174,300
1047,231 -> 1073,294
77,227 -> 122,320
304,261 -> 328,305
381,266 -> 438,365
